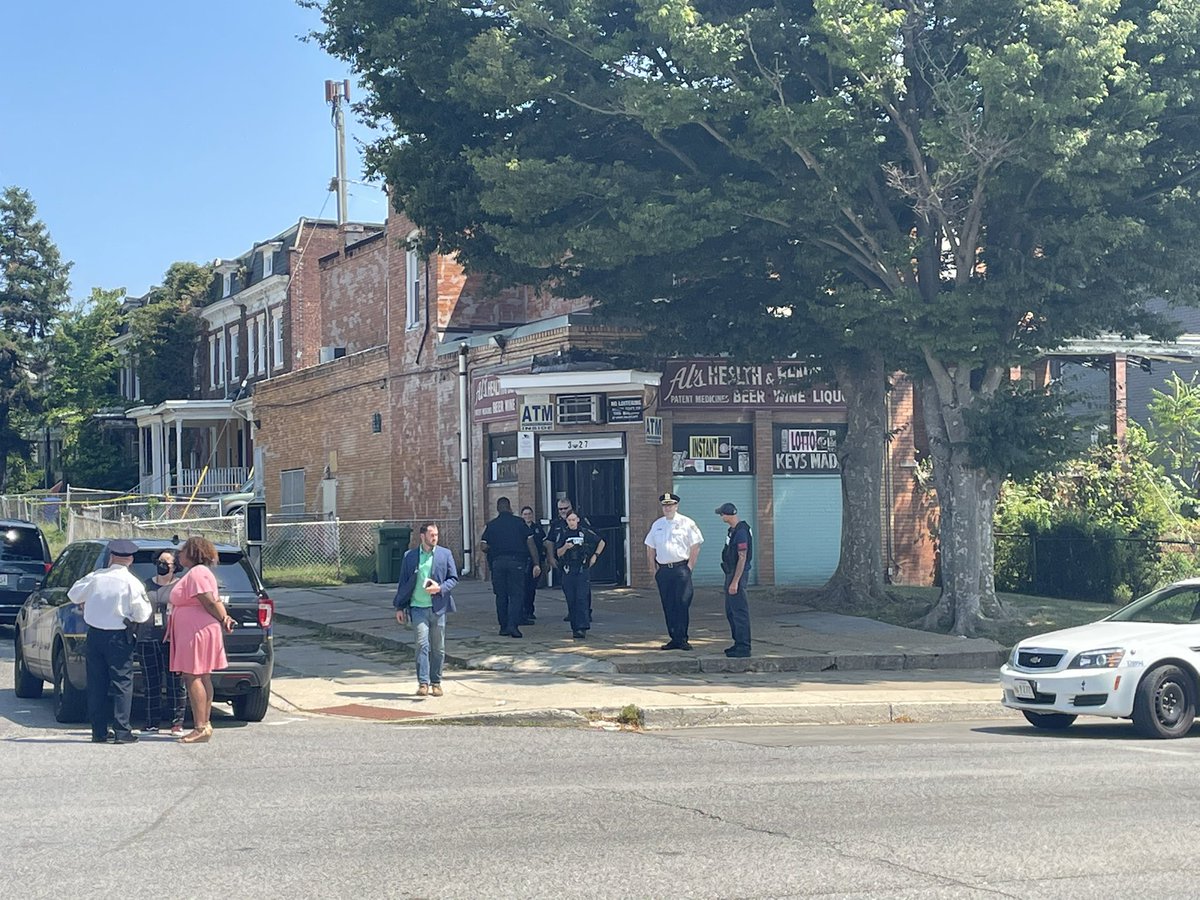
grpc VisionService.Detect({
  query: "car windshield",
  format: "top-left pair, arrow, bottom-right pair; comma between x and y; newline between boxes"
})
128,551 -> 258,593
1105,584 -> 1200,625
1,527 -> 45,562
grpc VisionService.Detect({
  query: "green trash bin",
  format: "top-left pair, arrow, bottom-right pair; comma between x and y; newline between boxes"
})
376,524 -> 413,583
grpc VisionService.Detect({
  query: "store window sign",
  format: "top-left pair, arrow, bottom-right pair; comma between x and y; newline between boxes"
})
520,395 -> 554,432
673,424 -> 753,475
689,435 -> 731,460
774,426 -> 844,474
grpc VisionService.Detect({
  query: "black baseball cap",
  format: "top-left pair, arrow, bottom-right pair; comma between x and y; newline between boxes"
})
715,503 -> 737,516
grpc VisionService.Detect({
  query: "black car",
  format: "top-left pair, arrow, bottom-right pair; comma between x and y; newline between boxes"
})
12,538 -> 274,723
0,519 -> 52,626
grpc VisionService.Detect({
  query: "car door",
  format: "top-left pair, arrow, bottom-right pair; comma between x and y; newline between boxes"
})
25,544 -> 84,673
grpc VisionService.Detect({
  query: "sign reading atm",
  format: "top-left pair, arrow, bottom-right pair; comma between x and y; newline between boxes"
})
519,395 -> 554,432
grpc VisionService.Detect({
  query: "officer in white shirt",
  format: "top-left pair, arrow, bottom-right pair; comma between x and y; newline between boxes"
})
68,539 -> 152,744
643,492 -> 704,650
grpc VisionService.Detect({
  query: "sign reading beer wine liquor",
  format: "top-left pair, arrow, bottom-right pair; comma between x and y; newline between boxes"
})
773,425 -> 845,474
659,360 -> 846,411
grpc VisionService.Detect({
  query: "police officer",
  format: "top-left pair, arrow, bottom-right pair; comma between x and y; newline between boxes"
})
644,492 -> 704,650
480,497 -> 542,638
555,512 -> 605,639
716,503 -> 753,657
520,505 -> 546,625
68,539 -> 152,744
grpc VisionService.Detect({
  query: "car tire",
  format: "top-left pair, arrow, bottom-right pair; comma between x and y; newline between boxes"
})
1133,664 -> 1196,739
13,633 -> 44,699
1021,710 -> 1077,730
52,644 -> 87,724
231,682 -> 271,722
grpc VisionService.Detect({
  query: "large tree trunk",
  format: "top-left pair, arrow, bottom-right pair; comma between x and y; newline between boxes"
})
821,353 -> 887,605
917,376 -> 1007,636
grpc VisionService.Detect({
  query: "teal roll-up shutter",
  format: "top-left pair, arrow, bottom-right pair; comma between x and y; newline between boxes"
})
772,476 -> 842,585
670,476 -> 756,586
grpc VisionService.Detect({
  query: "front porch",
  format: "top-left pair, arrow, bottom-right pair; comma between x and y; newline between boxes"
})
126,399 -> 255,498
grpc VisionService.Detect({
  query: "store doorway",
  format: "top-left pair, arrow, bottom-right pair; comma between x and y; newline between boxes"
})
548,458 -> 626,584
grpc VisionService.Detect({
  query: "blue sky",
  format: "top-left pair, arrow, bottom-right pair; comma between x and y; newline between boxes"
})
0,1 -> 386,304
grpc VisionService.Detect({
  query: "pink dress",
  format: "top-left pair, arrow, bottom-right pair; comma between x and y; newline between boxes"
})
167,566 -> 228,675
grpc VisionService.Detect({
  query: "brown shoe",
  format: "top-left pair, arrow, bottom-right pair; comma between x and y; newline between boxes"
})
416,684 -> 429,696
430,684 -> 443,697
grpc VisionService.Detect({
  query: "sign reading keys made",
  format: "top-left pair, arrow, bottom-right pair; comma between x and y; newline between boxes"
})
519,394 -> 555,432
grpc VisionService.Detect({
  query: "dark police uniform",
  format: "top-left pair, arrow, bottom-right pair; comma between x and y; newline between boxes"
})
721,516 -> 754,656
547,510 -> 592,619
555,524 -> 602,637
481,509 -> 539,637
523,519 -> 547,622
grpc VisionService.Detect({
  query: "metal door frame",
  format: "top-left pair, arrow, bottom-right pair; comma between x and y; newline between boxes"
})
540,443 -> 631,587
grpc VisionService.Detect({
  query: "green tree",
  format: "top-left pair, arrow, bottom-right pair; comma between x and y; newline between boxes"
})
0,186 -> 70,491
1148,371 -> 1200,496
129,261 -> 209,405
44,287 -> 135,489
312,0 -> 1200,633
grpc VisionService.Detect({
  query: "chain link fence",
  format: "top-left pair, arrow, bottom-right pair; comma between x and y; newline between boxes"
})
5,491 -> 471,587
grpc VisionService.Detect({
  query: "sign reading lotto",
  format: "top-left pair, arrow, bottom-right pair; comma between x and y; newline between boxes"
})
473,374 -> 518,422
660,360 -> 846,411
773,425 -> 845,474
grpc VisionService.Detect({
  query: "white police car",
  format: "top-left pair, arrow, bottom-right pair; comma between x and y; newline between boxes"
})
1001,579 -> 1200,738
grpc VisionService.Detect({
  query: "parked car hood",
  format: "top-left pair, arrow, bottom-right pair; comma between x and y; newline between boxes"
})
1018,621 -> 1197,652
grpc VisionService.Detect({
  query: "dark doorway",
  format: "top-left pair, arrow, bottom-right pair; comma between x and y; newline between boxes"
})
549,458 -> 626,584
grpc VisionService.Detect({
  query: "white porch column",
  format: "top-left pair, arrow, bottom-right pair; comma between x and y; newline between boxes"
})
175,418 -> 184,496
150,420 -> 165,495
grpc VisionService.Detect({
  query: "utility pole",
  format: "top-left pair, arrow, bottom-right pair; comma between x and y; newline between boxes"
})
325,79 -> 350,226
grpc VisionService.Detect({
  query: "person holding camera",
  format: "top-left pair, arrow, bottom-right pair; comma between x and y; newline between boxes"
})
555,512 -> 605,639
393,523 -> 459,697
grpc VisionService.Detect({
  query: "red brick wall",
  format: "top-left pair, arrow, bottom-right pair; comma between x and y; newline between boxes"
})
886,373 -> 937,585
287,223 -> 343,371
253,347 -> 392,520
318,233 -> 389,355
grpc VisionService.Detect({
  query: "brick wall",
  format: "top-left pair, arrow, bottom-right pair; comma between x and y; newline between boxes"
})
886,373 -> 937,585
318,232 -> 389,354
287,222 -> 343,371
253,347 -> 392,521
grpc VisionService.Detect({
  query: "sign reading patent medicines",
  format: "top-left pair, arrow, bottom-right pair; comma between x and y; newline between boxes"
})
659,360 -> 846,411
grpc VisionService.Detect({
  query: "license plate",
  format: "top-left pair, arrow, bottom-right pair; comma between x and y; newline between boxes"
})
1013,680 -> 1036,700
0,574 -> 8,587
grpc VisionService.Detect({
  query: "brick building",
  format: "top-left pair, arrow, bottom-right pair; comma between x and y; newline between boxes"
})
254,202 -> 938,588
123,219 -> 380,498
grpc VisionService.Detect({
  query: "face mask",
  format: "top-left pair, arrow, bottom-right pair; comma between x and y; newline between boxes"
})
156,561 -> 172,575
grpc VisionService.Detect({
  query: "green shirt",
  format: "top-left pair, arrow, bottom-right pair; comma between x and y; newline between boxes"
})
411,549 -> 434,608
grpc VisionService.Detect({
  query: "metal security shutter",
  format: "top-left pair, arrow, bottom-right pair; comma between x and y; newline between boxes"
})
772,476 -> 842,586
671,476 -> 756,586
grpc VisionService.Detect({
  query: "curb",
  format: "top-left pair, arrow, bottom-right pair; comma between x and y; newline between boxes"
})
274,612 -> 1006,676
639,700 -> 1017,729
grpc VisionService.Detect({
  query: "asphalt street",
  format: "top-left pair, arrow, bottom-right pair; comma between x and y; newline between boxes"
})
4,629 -> 1200,899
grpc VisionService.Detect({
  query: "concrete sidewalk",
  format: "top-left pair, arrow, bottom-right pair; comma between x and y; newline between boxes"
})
267,579 -> 1015,729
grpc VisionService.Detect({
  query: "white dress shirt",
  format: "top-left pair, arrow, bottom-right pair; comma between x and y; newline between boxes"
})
68,564 -> 152,630
644,513 -> 704,564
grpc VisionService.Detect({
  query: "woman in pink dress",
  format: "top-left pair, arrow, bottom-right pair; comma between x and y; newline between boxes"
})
167,536 -> 234,743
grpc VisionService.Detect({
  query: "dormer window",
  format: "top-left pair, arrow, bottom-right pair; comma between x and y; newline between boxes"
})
222,272 -> 233,297
262,249 -> 273,278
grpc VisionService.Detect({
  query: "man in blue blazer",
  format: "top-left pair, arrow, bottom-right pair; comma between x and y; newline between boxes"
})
393,523 -> 459,696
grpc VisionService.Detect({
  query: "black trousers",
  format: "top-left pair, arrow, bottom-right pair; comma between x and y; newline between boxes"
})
137,641 -> 186,725
523,560 -> 541,619
86,626 -> 135,740
655,565 -> 694,643
491,557 -> 527,633
724,573 -> 752,651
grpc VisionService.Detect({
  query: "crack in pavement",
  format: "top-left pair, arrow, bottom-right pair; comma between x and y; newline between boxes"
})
628,791 -> 1022,898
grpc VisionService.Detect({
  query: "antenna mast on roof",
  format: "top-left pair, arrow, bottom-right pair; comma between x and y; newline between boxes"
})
325,79 -> 350,226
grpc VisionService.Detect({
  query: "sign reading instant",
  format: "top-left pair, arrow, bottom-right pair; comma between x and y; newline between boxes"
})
773,425 -> 844,474
660,360 -> 846,411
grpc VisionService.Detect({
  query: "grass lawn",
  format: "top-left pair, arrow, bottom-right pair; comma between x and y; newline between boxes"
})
766,584 -> 1115,650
